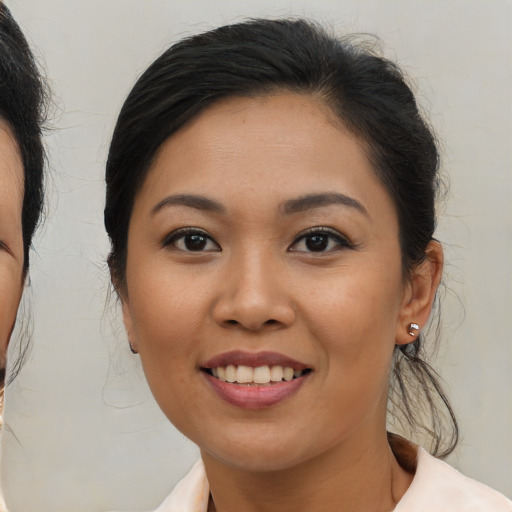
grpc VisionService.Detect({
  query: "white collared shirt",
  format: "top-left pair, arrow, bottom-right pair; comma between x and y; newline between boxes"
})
151,447 -> 512,512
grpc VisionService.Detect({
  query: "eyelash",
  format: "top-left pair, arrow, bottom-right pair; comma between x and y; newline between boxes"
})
289,227 -> 354,253
162,226 -> 353,254
0,240 -> 12,255
162,228 -> 220,252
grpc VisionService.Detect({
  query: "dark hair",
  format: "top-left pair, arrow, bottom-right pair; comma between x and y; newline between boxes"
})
104,18 -> 458,456
0,4 -> 47,387
0,4 -> 46,275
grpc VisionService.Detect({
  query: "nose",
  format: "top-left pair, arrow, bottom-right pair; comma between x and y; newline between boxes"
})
212,249 -> 296,332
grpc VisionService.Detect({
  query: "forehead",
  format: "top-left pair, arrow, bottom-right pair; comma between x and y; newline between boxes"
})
137,94 -> 395,219
147,94 -> 366,186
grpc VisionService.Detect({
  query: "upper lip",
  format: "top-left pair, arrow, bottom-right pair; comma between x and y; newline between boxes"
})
202,350 -> 311,370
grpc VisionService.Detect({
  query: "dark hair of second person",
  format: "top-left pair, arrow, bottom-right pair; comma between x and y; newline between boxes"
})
0,3 -> 47,392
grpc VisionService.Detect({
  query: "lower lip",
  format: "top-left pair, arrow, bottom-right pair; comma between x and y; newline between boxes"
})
204,372 -> 308,409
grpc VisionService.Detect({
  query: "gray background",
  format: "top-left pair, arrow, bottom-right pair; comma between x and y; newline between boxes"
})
1,1 -> 511,511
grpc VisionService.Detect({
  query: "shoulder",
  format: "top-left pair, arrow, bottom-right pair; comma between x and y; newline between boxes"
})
0,491 -> 7,512
395,447 -> 512,511
151,460 -> 209,512
0,462 -> 8,511
131,448 -> 512,512
106,461 -> 208,512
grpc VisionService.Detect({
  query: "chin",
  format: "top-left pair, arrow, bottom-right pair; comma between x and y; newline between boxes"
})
205,446 -> 309,473
196,425 -> 322,474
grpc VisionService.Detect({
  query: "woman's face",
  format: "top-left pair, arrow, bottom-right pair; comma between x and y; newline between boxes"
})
122,93 -> 426,472
0,121 -> 24,372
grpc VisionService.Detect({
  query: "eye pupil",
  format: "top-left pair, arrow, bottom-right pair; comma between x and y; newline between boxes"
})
306,234 -> 328,251
185,234 -> 207,251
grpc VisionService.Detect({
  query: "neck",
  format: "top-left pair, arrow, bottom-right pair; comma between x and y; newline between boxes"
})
202,430 -> 414,512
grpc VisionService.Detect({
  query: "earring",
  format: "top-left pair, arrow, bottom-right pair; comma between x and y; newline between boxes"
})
408,323 -> 420,337
129,342 -> 138,355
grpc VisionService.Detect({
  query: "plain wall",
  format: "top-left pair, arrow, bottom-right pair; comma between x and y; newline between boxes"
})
1,1 -> 511,510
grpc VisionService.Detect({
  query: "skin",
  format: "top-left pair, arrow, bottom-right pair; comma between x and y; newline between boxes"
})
0,120 -> 24,380
122,93 -> 443,512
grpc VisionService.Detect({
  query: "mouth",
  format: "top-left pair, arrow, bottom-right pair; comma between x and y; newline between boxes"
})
201,351 -> 313,408
203,364 -> 312,386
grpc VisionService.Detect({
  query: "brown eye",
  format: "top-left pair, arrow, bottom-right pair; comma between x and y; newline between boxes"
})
289,227 -> 353,254
0,240 -> 14,256
305,234 -> 329,252
163,228 -> 220,252
184,233 -> 208,251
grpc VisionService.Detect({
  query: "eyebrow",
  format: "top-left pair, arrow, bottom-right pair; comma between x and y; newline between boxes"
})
150,191 -> 368,217
280,193 -> 368,216
151,194 -> 225,215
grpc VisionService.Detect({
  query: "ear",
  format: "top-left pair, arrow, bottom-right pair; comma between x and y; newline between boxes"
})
396,240 -> 443,345
121,297 -> 139,354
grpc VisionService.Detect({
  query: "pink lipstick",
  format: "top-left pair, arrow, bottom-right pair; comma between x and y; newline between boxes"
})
201,351 -> 312,409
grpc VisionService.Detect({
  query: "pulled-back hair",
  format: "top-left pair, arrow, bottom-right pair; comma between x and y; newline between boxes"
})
105,18 -> 458,456
0,4 -> 48,387
0,3 -> 47,274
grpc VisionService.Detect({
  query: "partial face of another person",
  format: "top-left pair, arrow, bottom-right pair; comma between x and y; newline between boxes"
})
0,121 -> 24,373
122,93 -> 436,472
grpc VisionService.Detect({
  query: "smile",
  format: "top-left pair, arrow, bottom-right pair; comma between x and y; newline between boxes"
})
205,365 -> 310,385
201,351 -> 313,408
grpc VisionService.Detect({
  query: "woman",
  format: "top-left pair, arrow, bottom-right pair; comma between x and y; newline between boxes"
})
104,19 -> 511,511
0,3 -> 47,510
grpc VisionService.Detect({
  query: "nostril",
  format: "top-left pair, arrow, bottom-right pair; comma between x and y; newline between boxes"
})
222,318 -> 281,330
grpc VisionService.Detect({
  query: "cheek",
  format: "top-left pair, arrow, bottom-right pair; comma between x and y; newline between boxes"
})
124,257 -> 212,388
297,263 -> 403,391
300,262 -> 403,341
131,262 -> 211,322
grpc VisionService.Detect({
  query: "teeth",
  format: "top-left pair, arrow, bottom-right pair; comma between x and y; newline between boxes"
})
283,367 -> 294,381
209,365 -> 305,384
236,365 -> 253,383
270,366 -> 283,381
225,364 -> 237,383
253,366 -> 270,384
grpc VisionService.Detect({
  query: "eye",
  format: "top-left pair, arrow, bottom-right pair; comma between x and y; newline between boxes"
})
0,240 -> 13,256
289,227 -> 353,253
162,228 -> 220,252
